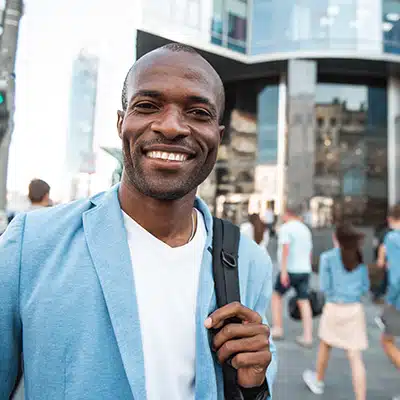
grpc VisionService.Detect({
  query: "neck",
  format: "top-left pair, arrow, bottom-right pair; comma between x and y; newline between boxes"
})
118,177 -> 197,247
391,222 -> 400,230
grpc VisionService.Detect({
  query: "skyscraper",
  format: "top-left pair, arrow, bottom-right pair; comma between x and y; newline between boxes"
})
66,49 -> 98,200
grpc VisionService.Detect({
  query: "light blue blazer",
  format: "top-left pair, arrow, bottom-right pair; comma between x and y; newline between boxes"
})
0,185 -> 277,399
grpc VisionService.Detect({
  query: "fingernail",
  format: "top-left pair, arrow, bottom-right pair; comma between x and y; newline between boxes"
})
204,317 -> 212,328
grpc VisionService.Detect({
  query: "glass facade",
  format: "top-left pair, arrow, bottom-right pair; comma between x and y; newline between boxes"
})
383,0 -> 400,54
210,0 -> 400,56
314,82 -> 388,226
211,0 -> 248,53
257,85 -> 279,164
250,0 -> 384,55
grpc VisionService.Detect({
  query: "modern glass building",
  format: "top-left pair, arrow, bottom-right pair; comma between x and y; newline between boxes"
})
135,0 -> 400,227
66,49 -> 99,199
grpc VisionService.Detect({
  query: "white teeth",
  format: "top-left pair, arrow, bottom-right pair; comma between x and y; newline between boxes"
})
146,151 -> 189,161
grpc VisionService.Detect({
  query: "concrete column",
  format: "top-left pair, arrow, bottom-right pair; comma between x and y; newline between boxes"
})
387,75 -> 400,206
0,0 -> 23,210
286,59 -> 317,209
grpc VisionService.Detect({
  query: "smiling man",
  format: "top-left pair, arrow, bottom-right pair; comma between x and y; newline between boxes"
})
0,43 -> 276,399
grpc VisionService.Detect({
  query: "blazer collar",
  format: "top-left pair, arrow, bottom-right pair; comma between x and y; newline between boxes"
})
83,185 -> 146,399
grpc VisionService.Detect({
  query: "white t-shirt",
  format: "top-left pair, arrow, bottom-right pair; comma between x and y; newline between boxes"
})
122,209 -> 206,400
278,220 -> 313,274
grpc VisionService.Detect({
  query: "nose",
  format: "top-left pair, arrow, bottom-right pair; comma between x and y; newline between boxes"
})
151,106 -> 191,140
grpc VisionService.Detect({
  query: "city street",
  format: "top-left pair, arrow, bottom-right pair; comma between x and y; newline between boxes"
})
269,296 -> 399,400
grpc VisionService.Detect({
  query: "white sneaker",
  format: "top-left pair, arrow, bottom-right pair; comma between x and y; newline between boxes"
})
392,396 -> 400,400
303,370 -> 325,395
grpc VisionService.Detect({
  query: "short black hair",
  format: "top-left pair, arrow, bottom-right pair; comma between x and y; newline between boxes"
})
28,179 -> 50,203
388,203 -> 400,220
121,42 -> 225,121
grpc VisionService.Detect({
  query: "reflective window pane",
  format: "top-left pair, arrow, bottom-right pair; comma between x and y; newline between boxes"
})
314,82 -> 388,226
257,85 -> 279,164
249,0 -> 388,56
211,0 -> 248,53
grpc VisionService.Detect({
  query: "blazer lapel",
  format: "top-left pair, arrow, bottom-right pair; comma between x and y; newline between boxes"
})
194,199 -> 221,399
83,187 -> 146,400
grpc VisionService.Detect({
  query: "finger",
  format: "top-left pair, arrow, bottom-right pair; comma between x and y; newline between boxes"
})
213,323 -> 270,350
216,335 -> 270,365
205,302 -> 262,329
231,350 -> 272,370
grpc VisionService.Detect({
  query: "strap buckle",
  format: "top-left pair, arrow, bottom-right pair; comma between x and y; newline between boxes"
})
221,250 -> 237,268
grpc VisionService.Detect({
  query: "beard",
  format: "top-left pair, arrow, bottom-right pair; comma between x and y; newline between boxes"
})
122,137 -> 216,201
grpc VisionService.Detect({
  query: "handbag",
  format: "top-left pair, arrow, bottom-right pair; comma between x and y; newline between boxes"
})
288,289 -> 325,321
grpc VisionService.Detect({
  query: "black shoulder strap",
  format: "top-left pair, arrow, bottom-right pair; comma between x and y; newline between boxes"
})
212,217 -> 242,400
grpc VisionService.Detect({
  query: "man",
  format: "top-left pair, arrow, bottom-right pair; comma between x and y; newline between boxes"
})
377,204 -> 400,372
1,43 -> 276,399
271,206 -> 314,347
27,178 -> 51,210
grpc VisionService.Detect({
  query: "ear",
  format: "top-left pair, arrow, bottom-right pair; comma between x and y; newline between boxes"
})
218,125 -> 225,144
117,110 -> 125,139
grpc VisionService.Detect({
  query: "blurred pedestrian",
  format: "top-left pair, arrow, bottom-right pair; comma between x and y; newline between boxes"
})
376,204 -> 400,385
303,223 -> 369,400
264,204 -> 275,236
271,206 -> 314,347
240,213 -> 269,251
27,179 -> 52,210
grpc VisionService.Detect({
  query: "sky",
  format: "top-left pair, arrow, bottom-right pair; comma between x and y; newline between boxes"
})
7,0 -> 138,201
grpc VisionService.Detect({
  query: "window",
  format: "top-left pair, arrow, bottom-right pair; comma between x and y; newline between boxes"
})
211,0 -> 248,53
257,84 -> 279,164
314,82 -> 388,226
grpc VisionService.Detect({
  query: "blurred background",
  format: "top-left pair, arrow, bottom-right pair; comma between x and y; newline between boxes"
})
1,0 -> 400,256
1,1 -> 400,398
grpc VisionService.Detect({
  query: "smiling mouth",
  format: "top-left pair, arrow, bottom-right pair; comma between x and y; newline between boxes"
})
145,151 -> 192,162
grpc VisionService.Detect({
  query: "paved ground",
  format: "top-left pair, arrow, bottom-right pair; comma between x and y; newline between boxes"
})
268,295 -> 399,400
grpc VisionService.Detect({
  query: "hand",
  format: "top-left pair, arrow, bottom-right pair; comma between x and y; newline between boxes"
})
204,302 -> 271,389
280,271 -> 290,287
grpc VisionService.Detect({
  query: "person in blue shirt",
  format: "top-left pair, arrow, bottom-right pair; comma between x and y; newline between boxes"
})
377,204 -> 400,373
303,223 -> 369,400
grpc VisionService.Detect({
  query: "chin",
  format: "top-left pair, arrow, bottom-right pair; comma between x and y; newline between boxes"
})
144,188 -> 190,201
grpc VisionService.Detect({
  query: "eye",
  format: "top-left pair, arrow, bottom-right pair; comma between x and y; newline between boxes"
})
132,102 -> 158,112
189,108 -> 212,119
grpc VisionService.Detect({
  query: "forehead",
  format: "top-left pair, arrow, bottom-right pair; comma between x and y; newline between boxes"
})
127,51 -> 219,102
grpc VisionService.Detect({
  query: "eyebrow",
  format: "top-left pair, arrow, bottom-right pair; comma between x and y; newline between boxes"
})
130,90 -> 218,117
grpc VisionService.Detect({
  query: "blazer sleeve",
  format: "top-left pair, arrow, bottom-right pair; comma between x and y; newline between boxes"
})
0,213 -> 25,398
249,254 -> 277,399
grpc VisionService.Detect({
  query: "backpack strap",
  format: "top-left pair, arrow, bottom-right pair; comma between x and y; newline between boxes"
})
212,217 -> 241,307
212,217 -> 242,400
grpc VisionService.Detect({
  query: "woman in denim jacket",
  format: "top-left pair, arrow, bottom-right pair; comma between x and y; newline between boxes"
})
303,223 -> 369,400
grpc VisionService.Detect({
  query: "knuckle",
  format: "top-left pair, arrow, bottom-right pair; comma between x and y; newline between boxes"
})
217,350 -> 225,364
264,350 -> 272,365
222,341 -> 234,354
223,324 -> 233,337
232,301 -> 241,311
262,324 -> 270,336
259,335 -> 269,348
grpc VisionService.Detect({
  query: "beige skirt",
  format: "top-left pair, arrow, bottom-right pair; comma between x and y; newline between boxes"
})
318,302 -> 368,351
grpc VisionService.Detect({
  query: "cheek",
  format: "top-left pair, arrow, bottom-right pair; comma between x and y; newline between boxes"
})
199,128 -> 220,154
